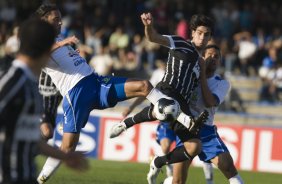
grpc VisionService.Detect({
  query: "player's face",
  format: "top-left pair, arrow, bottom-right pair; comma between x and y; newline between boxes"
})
203,47 -> 221,72
191,26 -> 211,49
44,10 -> 62,35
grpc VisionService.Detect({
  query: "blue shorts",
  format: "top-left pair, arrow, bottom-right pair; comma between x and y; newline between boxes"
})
176,125 -> 229,162
62,73 -> 127,133
156,122 -> 176,144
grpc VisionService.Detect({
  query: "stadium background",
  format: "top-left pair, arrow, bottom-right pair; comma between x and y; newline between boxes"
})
0,0 -> 282,183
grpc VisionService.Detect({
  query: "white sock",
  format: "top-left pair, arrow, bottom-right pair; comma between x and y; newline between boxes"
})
176,112 -> 191,129
229,174 -> 244,184
166,164 -> 173,177
202,162 -> 214,184
163,176 -> 173,184
37,157 -> 61,183
146,88 -> 169,105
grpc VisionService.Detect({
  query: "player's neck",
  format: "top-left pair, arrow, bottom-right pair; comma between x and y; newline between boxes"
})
191,41 -> 202,55
17,54 -> 44,77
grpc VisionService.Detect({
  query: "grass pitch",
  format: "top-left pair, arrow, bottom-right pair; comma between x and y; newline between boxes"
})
37,157 -> 282,184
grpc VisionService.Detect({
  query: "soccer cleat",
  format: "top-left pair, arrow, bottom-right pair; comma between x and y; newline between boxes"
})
37,174 -> 49,184
109,121 -> 127,138
188,110 -> 209,135
147,156 -> 161,184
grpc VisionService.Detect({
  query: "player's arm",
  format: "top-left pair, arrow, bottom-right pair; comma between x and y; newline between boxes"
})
52,35 -> 79,51
39,71 -> 63,140
38,140 -> 89,171
141,13 -> 169,47
40,92 -> 62,140
199,57 -> 218,107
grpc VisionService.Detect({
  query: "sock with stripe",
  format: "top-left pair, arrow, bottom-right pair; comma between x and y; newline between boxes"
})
154,146 -> 193,168
124,106 -> 156,128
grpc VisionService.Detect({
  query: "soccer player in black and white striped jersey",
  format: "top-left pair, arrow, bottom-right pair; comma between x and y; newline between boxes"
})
110,13 -> 214,184
39,69 -> 62,140
0,19 -> 88,184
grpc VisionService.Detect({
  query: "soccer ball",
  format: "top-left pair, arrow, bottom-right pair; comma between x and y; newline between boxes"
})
153,97 -> 180,121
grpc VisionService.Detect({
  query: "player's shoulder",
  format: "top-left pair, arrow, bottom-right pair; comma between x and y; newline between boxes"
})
213,74 -> 230,86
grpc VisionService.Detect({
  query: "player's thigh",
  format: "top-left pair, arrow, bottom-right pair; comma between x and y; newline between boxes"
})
183,138 -> 202,157
211,152 -> 238,179
123,78 -> 153,98
60,132 -> 80,153
160,138 -> 172,154
172,161 -> 191,184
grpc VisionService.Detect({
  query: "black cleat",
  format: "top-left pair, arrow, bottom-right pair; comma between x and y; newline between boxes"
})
188,110 -> 209,135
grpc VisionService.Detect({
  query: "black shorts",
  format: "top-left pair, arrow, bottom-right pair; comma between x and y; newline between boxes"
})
156,83 -> 199,142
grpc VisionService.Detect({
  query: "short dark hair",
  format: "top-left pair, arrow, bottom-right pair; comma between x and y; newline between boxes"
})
18,19 -> 56,58
203,44 -> 221,58
33,3 -> 58,18
190,14 -> 214,35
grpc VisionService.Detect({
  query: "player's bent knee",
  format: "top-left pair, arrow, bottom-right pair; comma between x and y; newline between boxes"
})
184,139 -> 202,157
61,133 -> 80,152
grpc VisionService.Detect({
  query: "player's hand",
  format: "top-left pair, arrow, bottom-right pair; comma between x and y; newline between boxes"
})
141,13 -> 153,26
63,151 -> 89,171
122,108 -> 132,117
40,122 -> 54,140
60,36 -> 80,47
199,56 -> 206,73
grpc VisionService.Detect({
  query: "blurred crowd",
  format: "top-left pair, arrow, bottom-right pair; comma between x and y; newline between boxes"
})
0,0 -> 282,103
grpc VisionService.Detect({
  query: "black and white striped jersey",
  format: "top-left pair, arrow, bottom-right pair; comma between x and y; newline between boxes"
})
160,35 -> 200,104
39,70 -> 62,127
0,60 -> 42,183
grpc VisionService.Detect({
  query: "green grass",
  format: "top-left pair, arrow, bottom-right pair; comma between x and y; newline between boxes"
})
37,157 -> 282,184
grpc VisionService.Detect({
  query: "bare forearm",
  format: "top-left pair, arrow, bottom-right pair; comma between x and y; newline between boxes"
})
144,26 -> 169,46
38,140 -> 66,160
51,36 -> 79,51
200,72 -> 217,107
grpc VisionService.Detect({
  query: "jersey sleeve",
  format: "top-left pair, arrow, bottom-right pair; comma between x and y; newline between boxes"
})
162,35 -> 186,49
0,69 -> 25,128
212,80 -> 231,105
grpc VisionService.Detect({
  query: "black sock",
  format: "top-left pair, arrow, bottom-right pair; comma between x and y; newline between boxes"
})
154,146 -> 193,168
124,106 -> 156,128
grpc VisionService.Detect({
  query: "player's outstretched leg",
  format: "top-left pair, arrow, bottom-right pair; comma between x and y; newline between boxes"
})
109,106 -> 155,138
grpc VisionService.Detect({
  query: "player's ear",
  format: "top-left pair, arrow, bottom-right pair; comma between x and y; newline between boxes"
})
191,30 -> 196,39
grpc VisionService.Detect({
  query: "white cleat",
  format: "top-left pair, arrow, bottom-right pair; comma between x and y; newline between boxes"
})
109,121 -> 127,138
37,174 -> 49,184
147,156 -> 161,184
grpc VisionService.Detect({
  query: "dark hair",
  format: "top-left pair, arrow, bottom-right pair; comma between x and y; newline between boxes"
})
190,14 -> 214,35
18,19 -> 56,58
203,44 -> 221,58
33,3 -> 58,18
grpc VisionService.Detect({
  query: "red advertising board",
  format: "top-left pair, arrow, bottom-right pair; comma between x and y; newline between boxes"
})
98,116 -> 282,173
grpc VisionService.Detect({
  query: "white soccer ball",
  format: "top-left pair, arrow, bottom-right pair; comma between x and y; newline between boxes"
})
153,97 -> 180,121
